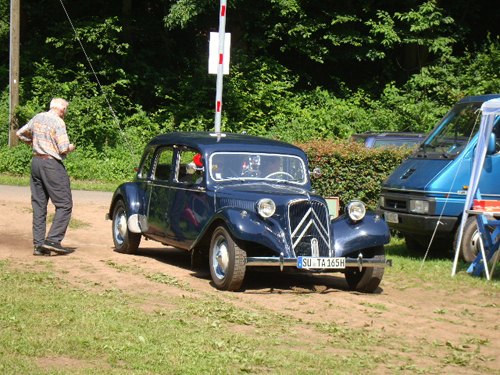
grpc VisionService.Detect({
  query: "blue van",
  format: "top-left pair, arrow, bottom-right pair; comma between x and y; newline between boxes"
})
376,94 -> 500,262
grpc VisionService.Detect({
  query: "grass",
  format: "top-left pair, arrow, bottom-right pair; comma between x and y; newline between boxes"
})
1,242 -> 498,374
1,175 -> 499,374
386,237 -> 500,286
0,259 -> 393,374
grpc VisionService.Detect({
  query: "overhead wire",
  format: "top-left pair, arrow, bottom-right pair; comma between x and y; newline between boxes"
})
58,0 -> 138,164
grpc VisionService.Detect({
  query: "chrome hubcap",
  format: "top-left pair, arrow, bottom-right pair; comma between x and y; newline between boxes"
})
213,237 -> 229,280
114,210 -> 127,245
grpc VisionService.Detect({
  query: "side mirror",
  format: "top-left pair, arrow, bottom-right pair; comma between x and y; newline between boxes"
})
186,162 -> 204,175
487,132 -> 496,155
311,167 -> 322,178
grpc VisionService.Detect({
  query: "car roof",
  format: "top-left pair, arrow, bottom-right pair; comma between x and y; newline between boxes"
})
146,131 -> 307,157
457,94 -> 500,104
351,132 -> 428,141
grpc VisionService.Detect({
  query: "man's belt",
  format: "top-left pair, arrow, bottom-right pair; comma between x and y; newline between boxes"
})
33,154 -> 55,160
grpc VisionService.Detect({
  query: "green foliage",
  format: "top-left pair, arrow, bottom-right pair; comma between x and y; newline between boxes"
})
2,0 -> 500,190
298,139 -> 413,210
223,56 -> 298,135
0,143 -> 32,176
403,35 -> 500,103
0,143 -> 137,184
64,146 -> 137,183
1,138 -> 412,211
368,1 -> 456,57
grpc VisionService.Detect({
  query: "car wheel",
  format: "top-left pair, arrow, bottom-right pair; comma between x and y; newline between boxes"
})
209,226 -> 246,291
455,216 -> 496,263
112,200 -> 141,254
344,246 -> 385,293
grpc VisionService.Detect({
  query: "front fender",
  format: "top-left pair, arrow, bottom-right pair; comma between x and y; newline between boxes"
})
109,182 -> 149,233
331,211 -> 390,257
200,207 -> 292,257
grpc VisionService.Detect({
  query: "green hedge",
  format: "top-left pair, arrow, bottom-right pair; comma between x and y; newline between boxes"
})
0,140 -> 412,210
0,144 -> 137,185
298,139 -> 413,210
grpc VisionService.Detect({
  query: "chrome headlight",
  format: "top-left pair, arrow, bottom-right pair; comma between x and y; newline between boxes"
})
346,201 -> 366,221
409,199 -> 429,214
257,198 -> 276,218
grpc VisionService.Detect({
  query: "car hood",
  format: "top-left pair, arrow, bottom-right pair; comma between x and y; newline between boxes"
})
383,157 -> 453,191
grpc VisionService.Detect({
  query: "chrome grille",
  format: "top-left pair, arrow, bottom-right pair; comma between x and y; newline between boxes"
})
288,199 -> 331,257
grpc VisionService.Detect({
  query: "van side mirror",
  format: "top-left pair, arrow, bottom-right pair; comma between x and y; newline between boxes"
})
487,133 -> 496,155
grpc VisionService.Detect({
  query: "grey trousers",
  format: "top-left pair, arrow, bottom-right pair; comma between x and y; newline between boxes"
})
30,157 -> 73,247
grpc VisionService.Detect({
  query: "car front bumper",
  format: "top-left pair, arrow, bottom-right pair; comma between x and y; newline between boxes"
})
245,253 -> 392,271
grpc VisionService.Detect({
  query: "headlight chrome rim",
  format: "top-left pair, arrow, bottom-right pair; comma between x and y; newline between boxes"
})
257,198 -> 276,218
346,201 -> 366,222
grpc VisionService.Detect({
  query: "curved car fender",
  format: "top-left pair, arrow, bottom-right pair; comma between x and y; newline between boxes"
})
331,211 -> 390,257
109,183 -> 149,233
202,207 -> 292,257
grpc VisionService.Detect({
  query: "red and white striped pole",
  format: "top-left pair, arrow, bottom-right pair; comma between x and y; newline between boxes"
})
214,0 -> 227,138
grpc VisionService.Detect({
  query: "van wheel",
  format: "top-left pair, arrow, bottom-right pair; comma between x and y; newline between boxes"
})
209,226 -> 246,291
112,200 -> 141,254
455,216 -> 496,263
344,246 -> 385,293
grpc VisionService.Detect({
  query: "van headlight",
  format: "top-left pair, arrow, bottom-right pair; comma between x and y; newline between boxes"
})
410,199 -> 429,214
346,201 -> 366,222
257,198 -> 276,218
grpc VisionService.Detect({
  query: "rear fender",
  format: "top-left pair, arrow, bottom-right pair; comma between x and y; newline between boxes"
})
331,211 -> 390,257
109,183 -> 149,233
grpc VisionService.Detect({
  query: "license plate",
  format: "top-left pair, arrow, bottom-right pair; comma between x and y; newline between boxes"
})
298,257 -> 346,269
385,212 -> 399,223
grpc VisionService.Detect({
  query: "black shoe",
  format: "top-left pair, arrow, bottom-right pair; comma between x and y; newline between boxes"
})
34,246 -> 51,256
42,241 -> 73,255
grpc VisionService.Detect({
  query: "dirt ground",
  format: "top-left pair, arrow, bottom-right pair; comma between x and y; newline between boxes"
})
1,184 -> 499,374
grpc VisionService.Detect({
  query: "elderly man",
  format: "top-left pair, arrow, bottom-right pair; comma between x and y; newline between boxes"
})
16,98 -> 75,256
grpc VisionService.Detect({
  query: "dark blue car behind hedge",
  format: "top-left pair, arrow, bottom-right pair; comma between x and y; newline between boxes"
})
107,132 -> 391,292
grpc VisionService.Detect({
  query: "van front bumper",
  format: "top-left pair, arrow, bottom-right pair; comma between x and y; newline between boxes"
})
375,209 -> 458,236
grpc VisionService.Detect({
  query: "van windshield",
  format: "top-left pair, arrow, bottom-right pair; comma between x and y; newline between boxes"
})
417,101 -> 483,158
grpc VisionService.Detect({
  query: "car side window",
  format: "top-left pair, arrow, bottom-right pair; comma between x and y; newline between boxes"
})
138,148 -> 155,179
153,147 -> 174,181
177,149 -> 204,185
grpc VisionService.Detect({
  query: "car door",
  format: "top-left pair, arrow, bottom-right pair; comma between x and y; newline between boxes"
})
146,146 -> 175,241
166,147 -> 209,248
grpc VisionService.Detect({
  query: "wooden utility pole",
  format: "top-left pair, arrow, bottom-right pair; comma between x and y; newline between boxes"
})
9,0 -> 20,147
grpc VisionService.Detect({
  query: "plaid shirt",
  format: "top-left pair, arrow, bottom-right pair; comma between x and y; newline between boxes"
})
17,110 -> 71,161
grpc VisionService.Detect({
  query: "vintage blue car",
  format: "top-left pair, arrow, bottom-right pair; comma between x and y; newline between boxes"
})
108,132 -> 391,292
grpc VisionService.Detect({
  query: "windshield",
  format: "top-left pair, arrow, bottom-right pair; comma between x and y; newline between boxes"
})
373,139 -> 422,148
418,102 -> 483,157
210,152 -> 307,184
